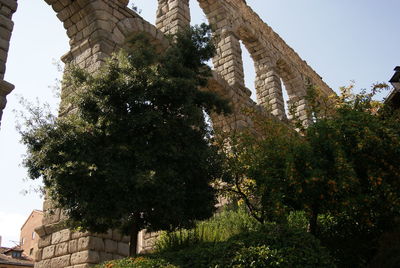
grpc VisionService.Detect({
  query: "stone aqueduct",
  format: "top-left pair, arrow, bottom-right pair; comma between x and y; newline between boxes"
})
0,0 -> 335,267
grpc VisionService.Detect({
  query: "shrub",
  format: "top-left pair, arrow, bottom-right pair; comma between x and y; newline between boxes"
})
94,257 -> 177,268
97,208 -> 335,268
153,224 -> 335,267
155,207 -> 260,251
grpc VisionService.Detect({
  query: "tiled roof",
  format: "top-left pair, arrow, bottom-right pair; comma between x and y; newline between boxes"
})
0,254 -> 34,266
3,246 -> 23,254
0,247 -> 33,267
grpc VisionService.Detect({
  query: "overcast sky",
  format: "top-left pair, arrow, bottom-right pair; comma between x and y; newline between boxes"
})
0,0 -> 398,248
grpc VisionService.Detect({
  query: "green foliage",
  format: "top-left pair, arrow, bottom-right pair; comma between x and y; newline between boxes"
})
217,114 -> 304,224
155,207 -> 261,251
218,82 -> 400,266
95,207 -> 334,267
287,211 -> 308,231
19,24 -> 230,253
96,224 -> 334,268
94,257 -> 177,268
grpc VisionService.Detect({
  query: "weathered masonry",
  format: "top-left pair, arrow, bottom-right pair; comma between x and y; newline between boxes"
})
0,0 -> 16,127
1,0 -> 335,267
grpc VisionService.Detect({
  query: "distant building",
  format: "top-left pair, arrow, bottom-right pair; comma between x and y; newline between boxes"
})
386,66 -> 400,110
19,210 -> 43,260
0,246 -> 33,267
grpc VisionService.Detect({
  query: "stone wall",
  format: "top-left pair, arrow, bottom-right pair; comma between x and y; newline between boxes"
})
1,0 -> 336,267
0,0 -> 16,128
196,0 -> 335,123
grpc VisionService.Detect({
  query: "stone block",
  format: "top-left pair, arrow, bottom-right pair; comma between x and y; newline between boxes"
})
51,255 -> 71,268
0,5 -> 12,17
92,237 -> 105,251
55,241 -> 69,256
0,39 -> 8,51
117,242 -> 129,256
71,230 -> 90,239
73,264 -> 92,268
38,234 -> 52,248
52,229 -> 71,244
1,0 -> 17,12
112,230 -> 123,241
77,237 -> 90,251
70,250 -> 100,265
122,235 -> 130,243
42,245 -> 55,260
77,236 -> 104,251
104,239 -> 117,253
99,252 -> 113,263
35,225 -> 47,238
34,259 -> 51,268
0,27 -> 11,40
44,223 -> 64,236
0,14 -> 13,31
69,239 -> 78,253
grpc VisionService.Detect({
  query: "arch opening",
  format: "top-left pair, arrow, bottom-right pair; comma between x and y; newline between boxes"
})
275,59 -> 307,122
190,0 -> 208,26
129,0 -> 158,24
240,41 -> 257,102
190,0 -> 214,68
281,78 -> 290,118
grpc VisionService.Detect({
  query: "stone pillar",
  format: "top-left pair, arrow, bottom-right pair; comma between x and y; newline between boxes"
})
256,68 -> 286,120
33,1 -> 135,267
156,0 -> 190,35
0,0 -> 17,128
213,31 -> 245,89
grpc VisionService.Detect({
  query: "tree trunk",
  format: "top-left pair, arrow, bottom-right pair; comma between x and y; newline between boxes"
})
129,221 -> 140,257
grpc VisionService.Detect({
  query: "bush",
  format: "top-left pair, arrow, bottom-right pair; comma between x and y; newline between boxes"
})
98,224 -> 335,268
316,216 -> 381,267
94,257 -> 177,268
155,207 -> 260,251
97,208 -> 335,268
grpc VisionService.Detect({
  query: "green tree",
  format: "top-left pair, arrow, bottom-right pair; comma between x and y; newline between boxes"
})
219,84 -> 400,265
19,24 -> 230,256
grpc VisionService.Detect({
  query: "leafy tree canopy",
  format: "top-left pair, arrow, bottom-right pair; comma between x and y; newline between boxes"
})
219,83 -> 400,237
20,24 -> 230,255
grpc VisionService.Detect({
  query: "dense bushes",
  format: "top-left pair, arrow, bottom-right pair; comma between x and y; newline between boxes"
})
98,257 -> 177,268
96,209 -> 335,268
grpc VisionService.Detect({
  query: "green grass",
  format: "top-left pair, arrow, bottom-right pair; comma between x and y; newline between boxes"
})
155,206 -> 260,251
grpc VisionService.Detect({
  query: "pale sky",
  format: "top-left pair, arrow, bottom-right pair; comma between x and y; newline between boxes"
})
0,0 -> 398,248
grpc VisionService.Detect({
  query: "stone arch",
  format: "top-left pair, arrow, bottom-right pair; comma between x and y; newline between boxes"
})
236,27 -> 273,98
275,58 -> 308,120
